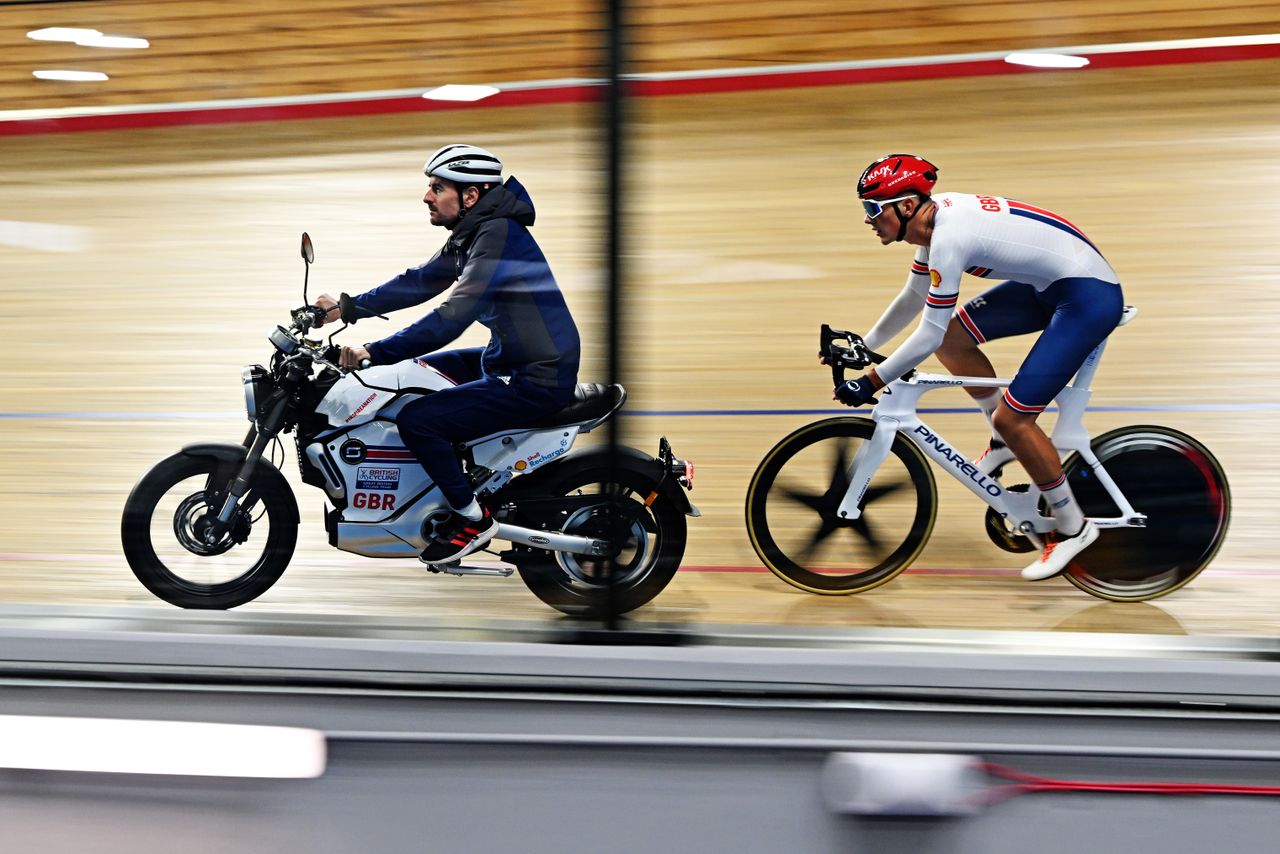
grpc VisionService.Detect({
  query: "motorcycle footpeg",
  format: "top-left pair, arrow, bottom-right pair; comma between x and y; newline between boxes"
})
419,560 -> 514,577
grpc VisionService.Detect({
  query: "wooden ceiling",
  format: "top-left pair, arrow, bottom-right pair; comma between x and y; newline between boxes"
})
3,0 -> 1278,110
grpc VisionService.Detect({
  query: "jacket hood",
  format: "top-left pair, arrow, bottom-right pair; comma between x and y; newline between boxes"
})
451,176 -> 535,242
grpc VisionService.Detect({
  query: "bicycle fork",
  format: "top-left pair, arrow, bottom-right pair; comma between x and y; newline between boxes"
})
836,417 -> 899,520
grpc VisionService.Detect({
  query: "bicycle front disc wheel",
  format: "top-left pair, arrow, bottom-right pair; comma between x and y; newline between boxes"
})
1062,425 -> 1230,602
745,417 -> 937,594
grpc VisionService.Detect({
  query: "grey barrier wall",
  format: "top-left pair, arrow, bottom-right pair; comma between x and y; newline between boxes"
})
1,607 -> 1279,853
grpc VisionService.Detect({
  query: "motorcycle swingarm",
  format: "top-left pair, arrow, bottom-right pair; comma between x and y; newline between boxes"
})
500,494 -> 657,534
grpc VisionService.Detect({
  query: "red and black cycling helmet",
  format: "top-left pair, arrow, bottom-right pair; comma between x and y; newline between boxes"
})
857,153 -> 939,241
856,153 -> 939,200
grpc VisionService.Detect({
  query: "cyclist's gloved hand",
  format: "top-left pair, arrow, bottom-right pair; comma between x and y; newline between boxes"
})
834,374 -> 880,407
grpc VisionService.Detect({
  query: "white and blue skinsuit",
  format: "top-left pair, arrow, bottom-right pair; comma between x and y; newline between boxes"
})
864,191 -> 1123,412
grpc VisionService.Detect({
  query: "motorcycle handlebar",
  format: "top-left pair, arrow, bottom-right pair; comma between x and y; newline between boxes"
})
290,304 -> 329,334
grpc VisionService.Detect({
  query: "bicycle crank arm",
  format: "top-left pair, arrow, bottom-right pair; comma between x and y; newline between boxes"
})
496,523 -> 612,556
1091,514 -> 1148,529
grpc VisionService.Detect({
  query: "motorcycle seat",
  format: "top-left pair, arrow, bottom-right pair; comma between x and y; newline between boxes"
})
530,383 -> 626,429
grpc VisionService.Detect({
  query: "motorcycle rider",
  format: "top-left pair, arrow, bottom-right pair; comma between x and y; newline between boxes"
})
313,144 -> 581,564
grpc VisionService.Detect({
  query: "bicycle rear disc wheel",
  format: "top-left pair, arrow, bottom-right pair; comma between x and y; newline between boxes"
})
1062,425 -> 1230,602
745,417 -> 937,594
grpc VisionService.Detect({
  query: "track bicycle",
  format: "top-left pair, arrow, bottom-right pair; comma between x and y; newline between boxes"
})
745,309 -> 1230,602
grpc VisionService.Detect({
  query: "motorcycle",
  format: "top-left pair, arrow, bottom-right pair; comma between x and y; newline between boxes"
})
121,234 -> 698,617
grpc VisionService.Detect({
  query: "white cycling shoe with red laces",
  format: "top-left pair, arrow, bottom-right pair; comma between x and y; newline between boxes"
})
1022,520 -> 1099,581
975,439 -> 1016,477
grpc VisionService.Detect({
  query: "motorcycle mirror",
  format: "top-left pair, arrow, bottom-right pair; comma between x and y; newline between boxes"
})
300,232 -> 314,305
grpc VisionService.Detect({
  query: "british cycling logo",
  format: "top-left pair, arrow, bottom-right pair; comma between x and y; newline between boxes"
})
356,467 -> 400,490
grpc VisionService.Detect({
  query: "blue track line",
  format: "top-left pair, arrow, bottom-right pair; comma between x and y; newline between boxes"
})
2,402 -> 1279,421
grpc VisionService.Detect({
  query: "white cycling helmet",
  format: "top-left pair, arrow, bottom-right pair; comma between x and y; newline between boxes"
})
423,144 -> 503,185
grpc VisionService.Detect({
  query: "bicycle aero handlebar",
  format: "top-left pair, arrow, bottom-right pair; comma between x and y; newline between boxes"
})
820,324 -> 886,385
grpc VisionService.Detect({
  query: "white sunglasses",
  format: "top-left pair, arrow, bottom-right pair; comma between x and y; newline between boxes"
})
862,195 -> 917,219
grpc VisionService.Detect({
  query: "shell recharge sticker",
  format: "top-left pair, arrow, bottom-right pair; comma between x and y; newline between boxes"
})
929,269 -> 942,288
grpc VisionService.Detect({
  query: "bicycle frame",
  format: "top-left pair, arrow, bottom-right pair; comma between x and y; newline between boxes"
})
835,333 -> 1147,540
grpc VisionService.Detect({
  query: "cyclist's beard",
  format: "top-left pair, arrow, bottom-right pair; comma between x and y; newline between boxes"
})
430,209 -> 462,230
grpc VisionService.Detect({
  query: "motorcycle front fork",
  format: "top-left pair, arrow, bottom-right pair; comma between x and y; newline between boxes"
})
203,422 -> 278,544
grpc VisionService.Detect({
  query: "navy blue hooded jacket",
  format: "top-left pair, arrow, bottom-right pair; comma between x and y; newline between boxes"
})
353,176 -> 580,390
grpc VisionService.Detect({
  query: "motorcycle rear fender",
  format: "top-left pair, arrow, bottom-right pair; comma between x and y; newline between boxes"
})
179,442 -> 300,524
495,444 -> 700,518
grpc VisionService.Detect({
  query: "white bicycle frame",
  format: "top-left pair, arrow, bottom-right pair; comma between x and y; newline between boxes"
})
835,309 -> 1146,545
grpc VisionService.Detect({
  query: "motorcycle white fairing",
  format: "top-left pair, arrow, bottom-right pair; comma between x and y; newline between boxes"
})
310,359 -> 585,556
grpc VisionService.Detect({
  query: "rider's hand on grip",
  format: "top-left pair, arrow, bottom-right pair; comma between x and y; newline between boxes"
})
311,294 -> 341,327
339,345 -> 372,370
834,375 -> 880,407
292,304 -> 329,332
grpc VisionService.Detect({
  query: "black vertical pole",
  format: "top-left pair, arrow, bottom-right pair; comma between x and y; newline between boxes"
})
604,0 -> 625,629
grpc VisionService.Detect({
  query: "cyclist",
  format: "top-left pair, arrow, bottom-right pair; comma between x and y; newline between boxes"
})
833,153 -> 1122,580
313,143 -> 581,564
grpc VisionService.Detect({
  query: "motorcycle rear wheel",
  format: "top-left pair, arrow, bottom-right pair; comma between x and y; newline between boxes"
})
505,466 -> 686,618
121,452 -> 297,608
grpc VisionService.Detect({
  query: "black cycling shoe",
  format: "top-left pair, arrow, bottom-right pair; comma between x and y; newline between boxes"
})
419,507 -> 498,564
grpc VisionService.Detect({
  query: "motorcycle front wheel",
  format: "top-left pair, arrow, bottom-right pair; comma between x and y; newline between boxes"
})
121,452 -> 298,608
504,465 -> 686,618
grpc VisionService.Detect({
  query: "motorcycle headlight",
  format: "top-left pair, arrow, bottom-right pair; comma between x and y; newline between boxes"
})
242,365 -> 270,422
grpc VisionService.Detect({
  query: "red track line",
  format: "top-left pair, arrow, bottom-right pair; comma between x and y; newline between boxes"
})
3,42 -> 1277,136
675,565 -> 1017,576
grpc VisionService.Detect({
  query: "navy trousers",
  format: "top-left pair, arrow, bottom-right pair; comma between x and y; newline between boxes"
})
396,348 -> 575,510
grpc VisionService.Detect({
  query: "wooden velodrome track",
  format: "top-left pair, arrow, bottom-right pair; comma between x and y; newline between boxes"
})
3,55 -> 1279,636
